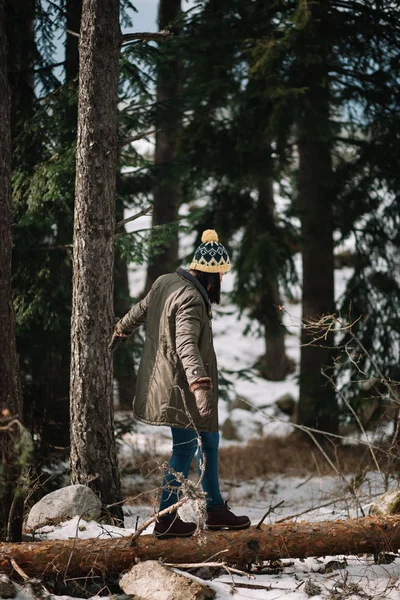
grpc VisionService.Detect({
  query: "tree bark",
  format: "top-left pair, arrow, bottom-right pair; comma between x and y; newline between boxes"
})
145,0 -> 182,292
258,178 -> 293,381
0,0 -> 24,542
1,515 -> 400,576
69,0 -> 123,524
296,0 -> 338,435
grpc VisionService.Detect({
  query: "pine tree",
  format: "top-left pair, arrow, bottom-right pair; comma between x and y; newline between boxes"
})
293,0 -> 338,434
179,0 -> 296,381
10,0 -> 73,466
268,0 -> 400,433
0,0 -> 24,541
145,0 -> 182,291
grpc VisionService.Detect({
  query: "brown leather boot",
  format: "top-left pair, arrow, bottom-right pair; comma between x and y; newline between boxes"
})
206,501 -> 251,531
154,512 -> 197,539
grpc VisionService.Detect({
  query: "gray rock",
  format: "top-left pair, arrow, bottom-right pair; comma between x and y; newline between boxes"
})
26,484 -> 102,530
221,417 -> 240,441
230,396 -> 253,412
274,393 -> 296,416
304,579 -> 322,597
119,560 -> 215,600
0,575 -> 16,598
369,490 -> 400,517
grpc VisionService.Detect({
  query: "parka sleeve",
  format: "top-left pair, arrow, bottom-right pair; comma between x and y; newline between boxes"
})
175,295 -> 208,387
116,289 -> 151,336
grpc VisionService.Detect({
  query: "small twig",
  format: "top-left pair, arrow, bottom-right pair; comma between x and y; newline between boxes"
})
256,500 -> 285,529
295,474 -> 314,488
11,559 -> 52,600
105,486 -> 160,508
219,581 -> 297,591
116,205 -> 152,229
322,368 -> 382,481
0,417 -> 25,434
121,30 -> 173,44
274,491 -> 383,524
66,28 -> 79,38
164,561 -> 252,578
119,129 -> 158,149
10,559 -> 29,580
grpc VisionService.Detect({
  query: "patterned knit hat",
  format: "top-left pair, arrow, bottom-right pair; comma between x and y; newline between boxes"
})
190,230 -> 231,274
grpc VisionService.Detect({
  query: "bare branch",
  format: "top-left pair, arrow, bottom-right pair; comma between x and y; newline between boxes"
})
10,559 -> 29,580
275,490 -> 384,524
163,561 -> 252,578
116,205 -> 152,230
121,30 -> 173,45
66,29 -> 79,38
256,500 -> 285,529
119,129 -> 158,149
10,559 -> 53,600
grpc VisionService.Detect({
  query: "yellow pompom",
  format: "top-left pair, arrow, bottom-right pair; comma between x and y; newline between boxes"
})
201,229 -> 219,243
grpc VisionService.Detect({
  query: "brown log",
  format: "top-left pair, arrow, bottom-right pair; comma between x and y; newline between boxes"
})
1,516 -> 400,578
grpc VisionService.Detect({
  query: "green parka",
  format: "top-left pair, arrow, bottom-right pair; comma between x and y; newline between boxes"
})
117,268 -> 219,432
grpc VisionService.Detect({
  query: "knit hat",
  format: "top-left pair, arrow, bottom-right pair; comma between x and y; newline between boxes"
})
190,230 -> 231,274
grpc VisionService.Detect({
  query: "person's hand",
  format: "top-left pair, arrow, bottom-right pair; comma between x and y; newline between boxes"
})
190,378 -> 215,418
109,321 -> 130,352
108,332 -> 124,352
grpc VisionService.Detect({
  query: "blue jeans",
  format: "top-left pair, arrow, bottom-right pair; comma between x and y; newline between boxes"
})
159,427 -> 223,510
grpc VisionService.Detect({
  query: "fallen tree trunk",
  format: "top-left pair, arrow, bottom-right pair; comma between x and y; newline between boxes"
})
0,516 -> 399,578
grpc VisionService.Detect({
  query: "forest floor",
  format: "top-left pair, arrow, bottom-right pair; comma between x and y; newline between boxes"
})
20,468 -> 400,600
12,218 -> 400,600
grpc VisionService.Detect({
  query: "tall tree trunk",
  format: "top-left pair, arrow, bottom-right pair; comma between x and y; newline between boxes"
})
258,178 -> 293,381
0,0 -> 24,542
69,0 -> 123,524
66,0 -> 82,82
296,0 -> 338,435
114,195 -> 137,410
145,0 -> 182,292
5,0 -> 35,123
44,0 -> 82,449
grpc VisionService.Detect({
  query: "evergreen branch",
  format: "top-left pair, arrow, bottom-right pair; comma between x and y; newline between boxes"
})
334,136 -> 369,148
46,0 -> 68,18
116,206 -> 152,230
121,30 -> 173,44
34,61 -> 65,74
